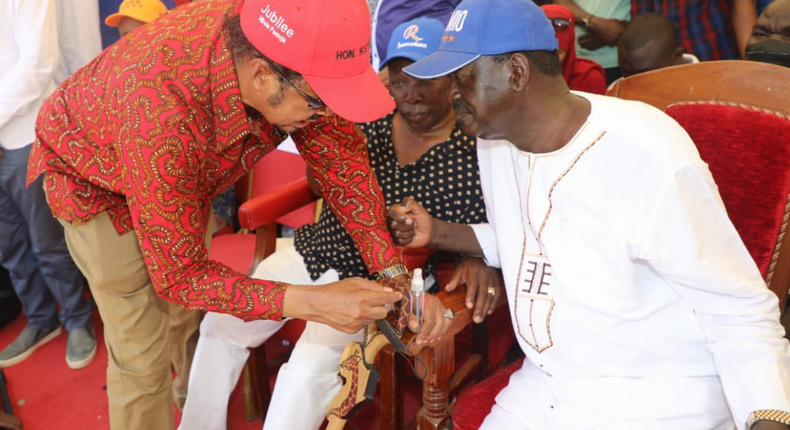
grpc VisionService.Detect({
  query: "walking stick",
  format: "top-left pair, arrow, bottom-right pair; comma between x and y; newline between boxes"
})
326,276 -> 411,430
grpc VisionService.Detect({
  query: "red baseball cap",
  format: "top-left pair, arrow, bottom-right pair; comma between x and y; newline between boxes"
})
240,0 -> 394,123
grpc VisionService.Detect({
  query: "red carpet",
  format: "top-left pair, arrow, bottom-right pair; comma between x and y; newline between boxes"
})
0,309 -> 421,430
0,310 -> 258,430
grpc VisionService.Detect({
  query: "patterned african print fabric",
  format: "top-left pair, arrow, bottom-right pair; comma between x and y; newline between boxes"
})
27,0 -> 401,321
296,114 -> 486,281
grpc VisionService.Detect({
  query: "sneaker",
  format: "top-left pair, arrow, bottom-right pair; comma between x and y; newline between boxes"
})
0,325 -> 62,367
66,326 -> 97,370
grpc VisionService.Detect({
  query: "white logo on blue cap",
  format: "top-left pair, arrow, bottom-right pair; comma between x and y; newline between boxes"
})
397,25 -> 428,49
445,9 -> 468,32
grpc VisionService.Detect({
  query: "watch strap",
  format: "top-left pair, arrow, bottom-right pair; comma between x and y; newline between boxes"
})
747,410 -> 790,429
377,264 -> 408,279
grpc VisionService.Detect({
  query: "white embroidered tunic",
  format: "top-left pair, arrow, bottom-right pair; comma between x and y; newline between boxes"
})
471,93 -> 790,430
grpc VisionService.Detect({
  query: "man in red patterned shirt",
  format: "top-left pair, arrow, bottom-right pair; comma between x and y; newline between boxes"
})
28,0 -> 447,428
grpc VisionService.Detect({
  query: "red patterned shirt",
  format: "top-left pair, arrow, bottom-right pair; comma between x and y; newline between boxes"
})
28,0 -> 401,321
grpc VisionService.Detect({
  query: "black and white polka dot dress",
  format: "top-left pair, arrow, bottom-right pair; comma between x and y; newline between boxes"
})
294,113 -> 487,281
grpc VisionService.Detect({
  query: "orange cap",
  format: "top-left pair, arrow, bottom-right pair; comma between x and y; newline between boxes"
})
105,0 -> 169,27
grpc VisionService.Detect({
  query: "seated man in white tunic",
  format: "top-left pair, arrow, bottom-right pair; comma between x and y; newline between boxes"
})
388,1 -> 790,429
179,17 -> 504,430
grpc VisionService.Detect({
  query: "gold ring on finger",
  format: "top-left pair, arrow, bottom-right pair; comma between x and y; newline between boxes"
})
487,286 -> 496,296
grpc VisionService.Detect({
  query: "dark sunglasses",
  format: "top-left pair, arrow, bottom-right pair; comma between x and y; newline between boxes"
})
270,65 -> 326,110
551,18 -> 572,32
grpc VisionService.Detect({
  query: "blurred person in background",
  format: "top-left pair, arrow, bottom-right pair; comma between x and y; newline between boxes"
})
104,0 -> 168,37
632,0 -> 760,59
553,0 -> 631,84
55,0 -> 103,85
0,0 -> 95,371
541,4 -> 607,94
618,12 -> 699,78
745,0 -> 790,68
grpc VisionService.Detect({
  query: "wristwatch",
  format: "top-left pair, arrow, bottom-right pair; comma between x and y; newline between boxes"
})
747,410 -> 790,429
377,264 -> 408,279
580,15 -> 594,30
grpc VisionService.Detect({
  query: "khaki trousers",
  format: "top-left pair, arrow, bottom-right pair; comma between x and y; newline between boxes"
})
58,213 -> 204,430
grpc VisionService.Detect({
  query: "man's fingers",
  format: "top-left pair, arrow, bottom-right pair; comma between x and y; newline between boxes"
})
445,268 -> 465,292
365,290 -> 404,306
391,229 -> 415,239
425,306 -> 447,341
388,218 -> 413,231
481,284 -> 496,318
465,277 -> 479,310
408,314 -> 420,333
387,205 -> 413,225
473,277 -> 489,323
355,281 -> 404,305
416,304 -> 437,344
364,304 -> 389,321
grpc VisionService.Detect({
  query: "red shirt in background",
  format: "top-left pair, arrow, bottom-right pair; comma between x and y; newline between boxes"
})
542,5 -> 608,95
28,0 -> 401,321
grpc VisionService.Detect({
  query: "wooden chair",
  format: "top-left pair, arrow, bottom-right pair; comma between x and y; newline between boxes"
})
377,288 -> 509,430
449,60 -> 790,430
235,177 -> 513,429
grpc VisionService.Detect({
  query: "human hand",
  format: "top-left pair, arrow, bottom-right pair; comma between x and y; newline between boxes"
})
578,32 -> 606,50
387,197 -> 434,248
286,278 -> 403,334
0,411 -> 22,430
407,293 -> 452,354
587,17 -> 628,46
445,257 -> 503,323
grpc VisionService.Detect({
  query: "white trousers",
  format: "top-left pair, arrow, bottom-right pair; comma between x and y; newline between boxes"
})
178,242 -> 363,430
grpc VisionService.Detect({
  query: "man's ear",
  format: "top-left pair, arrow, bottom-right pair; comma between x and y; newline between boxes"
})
671,46 -> 685,66
508,52 -> 531,92
248,58 -> 275,92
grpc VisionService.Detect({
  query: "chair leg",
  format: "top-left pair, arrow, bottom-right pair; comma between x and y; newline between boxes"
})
379,345 -> 404,430
243,344 -> 271,422
472,320 -> 490,380
417,339 -> 454,430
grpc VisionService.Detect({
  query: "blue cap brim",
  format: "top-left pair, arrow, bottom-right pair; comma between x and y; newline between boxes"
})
379,52 -> 429,72
403,51 -> 481,79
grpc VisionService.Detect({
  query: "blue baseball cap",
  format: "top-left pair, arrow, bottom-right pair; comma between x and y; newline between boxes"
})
380,17 -> 445,71
404,0 -> 558,79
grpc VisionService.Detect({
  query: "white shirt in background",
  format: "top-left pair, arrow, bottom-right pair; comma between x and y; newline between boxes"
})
55,0 -> 102,85
0,0 -> 58,150
683,52 -> 701,64
471,92 -> 790,430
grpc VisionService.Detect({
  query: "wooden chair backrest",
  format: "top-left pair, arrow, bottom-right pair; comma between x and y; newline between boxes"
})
608,60 -> 790,310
